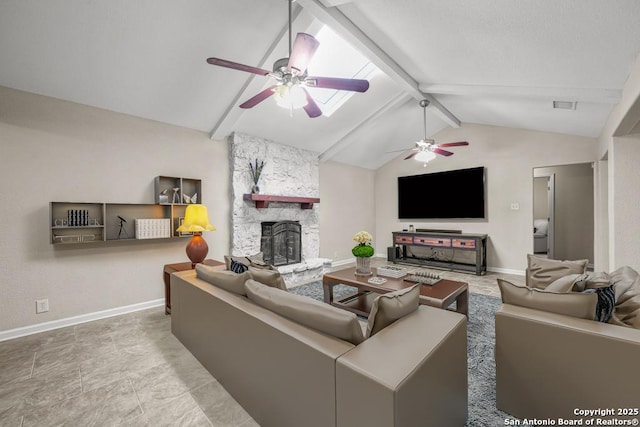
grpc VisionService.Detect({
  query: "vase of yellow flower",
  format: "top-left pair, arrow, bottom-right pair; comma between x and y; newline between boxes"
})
352,230 -> 374,276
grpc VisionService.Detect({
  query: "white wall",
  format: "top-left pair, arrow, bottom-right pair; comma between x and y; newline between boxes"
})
610,136 -> 640,270
319,161 -> 376,262
596,53 -> 640,272
375,123 -> 597,273
0,86 -> 230,332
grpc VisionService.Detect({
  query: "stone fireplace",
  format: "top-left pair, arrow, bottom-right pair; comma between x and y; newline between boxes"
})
228,132 -> 330,285
261,221 -> 301,266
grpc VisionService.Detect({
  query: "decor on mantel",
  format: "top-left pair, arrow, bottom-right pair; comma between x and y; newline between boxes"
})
176,204 -> 216,267
243,193 -> 320,209
249,158 -> 265,194
352,230 -> 374,276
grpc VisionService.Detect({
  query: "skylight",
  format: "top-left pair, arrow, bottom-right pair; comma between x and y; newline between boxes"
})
305,25 -> 379,117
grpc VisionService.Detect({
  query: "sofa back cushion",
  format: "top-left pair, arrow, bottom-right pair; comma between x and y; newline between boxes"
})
366,284 -> 420,337
498,279 -> 597,320
196,264 -> 251,295
526,255 -> 588,289
244,279 -> 365,345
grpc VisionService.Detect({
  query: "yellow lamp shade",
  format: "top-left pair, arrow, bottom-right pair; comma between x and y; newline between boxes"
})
176,204 -> 216,233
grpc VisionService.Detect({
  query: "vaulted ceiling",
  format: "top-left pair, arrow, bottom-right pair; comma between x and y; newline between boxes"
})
1,0 -> 639,169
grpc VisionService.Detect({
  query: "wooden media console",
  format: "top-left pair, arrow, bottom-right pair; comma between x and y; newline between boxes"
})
391,231 -> 487,275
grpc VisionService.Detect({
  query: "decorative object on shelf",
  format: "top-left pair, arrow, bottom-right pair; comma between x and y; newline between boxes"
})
176,204 -> 216,267
117,215 -> 129,239
159,189 -> 169,204
368,277 -> 387,285
172,188 -> 180,204
67,209 -> 89,226
183,192 -> 198,204
177,217 -> 192,237
249,158 -> 265,194
352,230 -> 374,276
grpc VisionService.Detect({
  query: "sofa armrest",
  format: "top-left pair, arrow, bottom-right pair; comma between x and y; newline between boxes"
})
496,303 -> 640,420
336,306 -> 468,427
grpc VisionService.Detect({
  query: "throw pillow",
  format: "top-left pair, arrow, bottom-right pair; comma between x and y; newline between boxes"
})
196,264 -> 251,296
366,284 -> 421,338
582,284 -> 615,323
498,278 -> 597,320
248,266 -> 287,290
230,259 -> 249,274
244,279 -> 364,345
544,273 -> 582,293
607,266 -> 640,329
544,273 -> 590,293
224,255 -> 246,270
526,254 -> 589,289
247,252 -> 273,269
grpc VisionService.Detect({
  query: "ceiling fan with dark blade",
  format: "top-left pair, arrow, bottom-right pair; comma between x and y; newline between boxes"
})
206,0 -> 369,118
400,99 -> 469,163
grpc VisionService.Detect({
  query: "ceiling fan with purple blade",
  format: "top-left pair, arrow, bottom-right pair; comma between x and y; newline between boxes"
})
399,100 -> 469,161
205,1 -> 369,118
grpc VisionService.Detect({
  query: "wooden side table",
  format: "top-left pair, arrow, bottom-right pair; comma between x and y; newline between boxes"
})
163,259 -> 224,314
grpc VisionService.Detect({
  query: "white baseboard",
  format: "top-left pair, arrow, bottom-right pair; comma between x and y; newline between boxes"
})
332,258 -> 355,268
487,267 -> 525,276
0,299 -> 165,343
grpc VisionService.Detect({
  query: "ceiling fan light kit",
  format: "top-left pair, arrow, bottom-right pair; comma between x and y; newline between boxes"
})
205,0 -> 369,118
402,99 -> 469,165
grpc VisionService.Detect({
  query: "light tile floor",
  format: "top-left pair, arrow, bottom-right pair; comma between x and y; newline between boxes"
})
0,260 -> 523,426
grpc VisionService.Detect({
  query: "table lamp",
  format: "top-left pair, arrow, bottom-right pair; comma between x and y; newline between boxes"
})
176,204 -> 216,267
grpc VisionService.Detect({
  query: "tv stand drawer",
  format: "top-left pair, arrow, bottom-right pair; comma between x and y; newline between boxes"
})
395,235 -> 414,244
452,239 -> 476,249
415,237 -> 451,247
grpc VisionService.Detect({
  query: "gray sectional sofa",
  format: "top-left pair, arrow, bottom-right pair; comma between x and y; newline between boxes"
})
170,269 -> 468,427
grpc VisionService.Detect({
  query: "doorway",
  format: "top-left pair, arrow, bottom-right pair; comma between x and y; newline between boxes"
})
533,174 -> 554,258
533,163 -> 594,266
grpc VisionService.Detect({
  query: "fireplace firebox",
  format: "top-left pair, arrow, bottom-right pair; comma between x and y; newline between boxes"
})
261,221 -> 301,266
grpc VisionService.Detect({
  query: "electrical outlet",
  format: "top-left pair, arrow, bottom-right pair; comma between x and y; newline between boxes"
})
510,202 -> 520,210
36,299 -> 49,314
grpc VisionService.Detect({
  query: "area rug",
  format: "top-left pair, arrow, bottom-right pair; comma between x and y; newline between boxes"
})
290,282 -> 511,426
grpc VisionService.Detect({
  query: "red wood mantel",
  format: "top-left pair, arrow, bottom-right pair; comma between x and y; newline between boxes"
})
243,194 -> 320,209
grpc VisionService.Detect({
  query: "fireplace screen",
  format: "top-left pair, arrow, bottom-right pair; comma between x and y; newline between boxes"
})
261,221 -> 301,266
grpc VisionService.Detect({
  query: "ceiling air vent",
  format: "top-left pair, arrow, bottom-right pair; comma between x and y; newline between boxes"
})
553,101 -> 577,110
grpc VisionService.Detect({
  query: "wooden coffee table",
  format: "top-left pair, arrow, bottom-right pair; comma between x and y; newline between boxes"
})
323,266 -> 469,318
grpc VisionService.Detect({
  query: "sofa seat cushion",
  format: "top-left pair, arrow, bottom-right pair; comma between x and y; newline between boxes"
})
526,255 -> 588,289
498,279 -> 597,320
366,284 -> 421,338
244,279 -> 365,345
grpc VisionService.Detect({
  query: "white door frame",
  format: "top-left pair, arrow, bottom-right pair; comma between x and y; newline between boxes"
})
546,173 -> 555,259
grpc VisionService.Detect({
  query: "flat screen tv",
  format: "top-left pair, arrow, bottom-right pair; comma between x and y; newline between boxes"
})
398,166 -> 485,219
